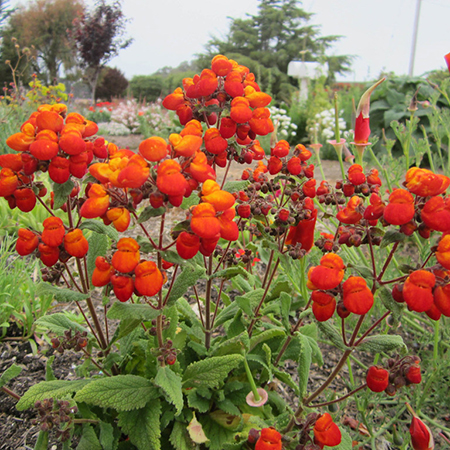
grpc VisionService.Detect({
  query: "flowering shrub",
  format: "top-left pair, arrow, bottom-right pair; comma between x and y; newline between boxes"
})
110,98 -> 149,133
0,54 -> 448,450
138,98 -> 181,138
269,105 -> 298,140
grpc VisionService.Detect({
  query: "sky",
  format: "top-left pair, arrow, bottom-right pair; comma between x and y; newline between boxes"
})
8,0 -> 450,82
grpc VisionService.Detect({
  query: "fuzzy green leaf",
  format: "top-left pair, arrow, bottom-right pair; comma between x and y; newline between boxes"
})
155,366 -> 183,416
187,389 -> 211,413
87,232 -> 108,284
317,321 -> 346,351
0,364 -> 22,388
298,334 -> 312,398
180,195 -> 200,209
183,355 -> 244,389
159,249 -> 186,265
170,421 -> 194,450
77,424 -> 102,450
80,219 -> 118,242
249,328 -> 285,351
53,180 -> 74,210
222,180 -> 249,193
34,431 -> 49,450
107,302 -> 160,322
377,286 -> 404,321
75,375 -> 158,411
380,230 -> 406,248
35,283 -> 89,302
199,415 -> 237,450
280,292 -> 291,330
35,313 -> 88,336
358,335 -> 406,353
167,263 -> 206,306
137,206 -> 166,223
118,400 -> 161,450
212,332 -> 249,356
99,422 -> 115,450
331,428 -> 353,450
16,379 -> 91,410
211,266 -> 252,281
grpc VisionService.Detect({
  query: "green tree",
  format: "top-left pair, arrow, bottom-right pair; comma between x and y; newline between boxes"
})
71,0 -> 132,103
199,0 -> 352,101
0,0 -> 84,84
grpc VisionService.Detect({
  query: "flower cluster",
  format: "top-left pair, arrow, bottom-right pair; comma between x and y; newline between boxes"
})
110,98 -> 149,133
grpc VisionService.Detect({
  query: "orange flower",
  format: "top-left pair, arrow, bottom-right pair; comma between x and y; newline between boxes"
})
302,179 -> 316,198
271,140 -> 289,158
367,168 -> 382,186
255,428 -> 282,450
80,184 -> 110,218
156,159 -> 188,197
421,196 -> 450,232
336,196 -> 363,225
6,132 -> 35,152
383,189 -> 415,226
0,168 -> 19,197
190,203 -> 221,240
48,156 -> 71,184
111,275 -> 134,302
314,413 -> 342,447
201,180 -> 235,211
249,107 -> 274,136
366,366 -> 389,392
134,261 -> 164,297
211,54 -> 233,76
364,193 -> 385,221
433,284 -> 450,316
139,136 -> 168,162
117,154 -> 150,188
162,87 -> 185,111
64,229 -> 89,258
403,270 -> 436,313
38,243 -> 60,267
436,234 -> 450,269
16,228 -> 39,256
59,133 -> 86,156
195,69 -> 218,97
244,85 -> 272,108
296,144 -> 312,161
343,276 -> 374,315
0,153 -> 24,172
106,207 -> 131,232
204,127 -> 228,154
42,216 -> 65,247
111,238 -> 140,273
14,188 -> 36,212
348,164 -> 366,185
405,167 -> 450,197
176,231 -> 201,260
219,117 -> 237,139
188,151 -> 216,183
169,133 -> 203,157
36,110 -> 64,133
311,291 -> 336,322
92,256 -> 114,287
287,156 -> 301,176
224,71 -> 244,98
285,200 -> 317,252
309,253 -> 345,290
218,207 -> 239,241
29,139 -> 59,160
230,97 -> 253,123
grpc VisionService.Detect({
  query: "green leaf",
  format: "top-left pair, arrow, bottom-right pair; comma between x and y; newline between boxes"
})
249,328 -> 285,351
298,334 -> 312,398
155,366 -> 183,416
99,421 -> 115,450
80,219 -> 119,242
170,421 -> 194,450
358,335 -> 406,353
235,296 -> 253,317
187,389 -> 211,413
199,414 -> 237,450
183,354 -> 244,389
35,283 -> 89,302
118,400 -> 161,450
317,321 -> 346,351
166,263 -> 206,307
377,286 -> 404,321
180,195 -> 200,210
176,298 -> 202,325
35,313 -> 88,336
75,375 -> 159,411
45,356 -> 56,382
77,424 -> 102,450
272,368 -> 299,395
212,332 -> 249,356
280,292 -> 291,330
87,232 -> 108,284
348,264 -> 373,279
53,179 -> 74,210
107,302 -> 160,322
16,379 -> 91,410
380,230 -> 406,248
331,428 -> 353,450
137,206 -> 166,223
0,364 -> 22,388
222,180 -> 249,193
159,250 -> 186,265
34,430 -> 49,450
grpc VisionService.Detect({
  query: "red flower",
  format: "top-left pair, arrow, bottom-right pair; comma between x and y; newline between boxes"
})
16,228 -> 39,256
285,199 -> 317,252
403,270 -> 436,313
336,196 -> 363,225
255,427 -> 282,450
313,413 -> 342,447
436,234 -> 450,269
383,189 -> 415,226
366,366 -> 389,392
343,276 -> 374,315
348,164 -> 366,185
433,284 -> 450,316
139,136 -> 168,162
39,243 -> 60,267
409,414 -> 434,450
134,261 -> 164,297
92,256 -> 114,287
211,54 -> 232,76
204,127 -> 228,155
309,253 -> 345,290
64,229 -> 89,258
156,159 -> 188,197
111,275 -> 134,302
14,188 -> 36,212
249,107 -> 274,136
191,203 -> 221,240
311,291 -> 336,322
42,216 -> 65,247
421,196 -> 450,232
111,238 -> 140,274
406,362 -> 422,384
405,167 -> 450,197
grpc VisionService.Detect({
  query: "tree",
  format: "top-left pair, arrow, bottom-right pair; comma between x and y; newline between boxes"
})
96,66 -> 128,100
0,0 -> 83,84
199,0 -> 353,101
71,0 -> 132,103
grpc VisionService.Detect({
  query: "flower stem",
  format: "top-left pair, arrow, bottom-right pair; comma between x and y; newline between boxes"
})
243,358 -> 261,402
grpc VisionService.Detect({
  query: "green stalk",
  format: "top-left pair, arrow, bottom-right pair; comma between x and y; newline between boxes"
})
243,358 -> 261,402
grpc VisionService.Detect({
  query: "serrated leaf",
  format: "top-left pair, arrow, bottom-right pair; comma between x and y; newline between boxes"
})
159,250 -> 186,265
358,334 -> 406,353
199,414 -> 236,450
99,422 -> 115,450
137,206 -> 166,223
211,265 -> 252,281
166,263 -> 206,306
35,283 -> 89,302
212,332 -> 249,356
380,229 -> 406,248
187,389 -> 211,413
176,297 -> 202,325
272,367 -> 300,394
348,264 -> 373,279
118,400 -> 161,450
35,313 -> 88,336
280,292 -> 291,330
215,399 -> 241,417
53,180 -> 74,210
155,366 -> 183,416
87,232 -> 108,284
332,428 -> 353,450
317,321 -> 346,351
249,328 -> 285,351
80,219 -> 118,242
0,364 -> 22,388
16,379 -> 91,410
377,286 -> 404,321
75,375 -> 158,411
183,355 -> 244,389
34,430 -> 49,450
222,180 -> 249,193
107,302 -> 160,321
170,421 -> 194,450
298,334 -> 312,397
235,296 -> 253,317
77,424 -> 102,450
45,356 -> 56,382
180,195 -> 200,210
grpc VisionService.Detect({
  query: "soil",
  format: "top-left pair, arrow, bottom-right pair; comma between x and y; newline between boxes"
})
0,136 -> 374,449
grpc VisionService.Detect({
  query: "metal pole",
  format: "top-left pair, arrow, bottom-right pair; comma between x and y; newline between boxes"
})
409,0 -> 422,76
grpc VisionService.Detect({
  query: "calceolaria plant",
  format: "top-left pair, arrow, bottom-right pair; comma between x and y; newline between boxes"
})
0,54 -> 447,449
